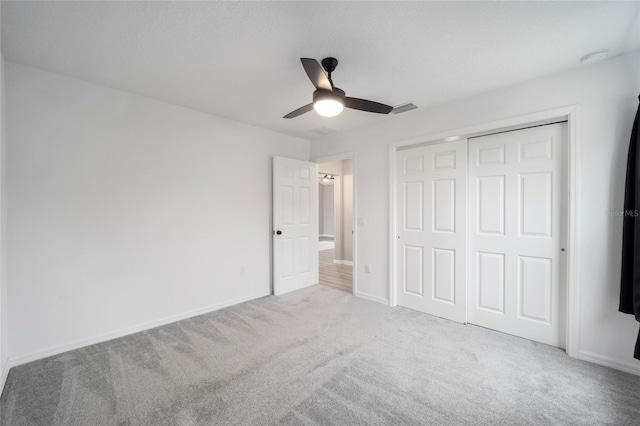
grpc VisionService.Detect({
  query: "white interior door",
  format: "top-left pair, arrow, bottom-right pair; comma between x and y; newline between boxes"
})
467,123 -> 566,347
273,156 -> 318,296
396,140 -> 467,323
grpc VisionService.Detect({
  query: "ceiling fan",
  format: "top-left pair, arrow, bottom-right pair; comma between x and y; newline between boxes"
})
319,174 -> 335,185
283,57 -> 394,119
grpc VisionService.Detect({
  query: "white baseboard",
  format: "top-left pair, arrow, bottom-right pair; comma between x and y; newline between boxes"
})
333,259 -> 353,266
319,234 -> 335,238
354,291 -> 389,305
6,290 -> 271,370
578,350 -> 640,376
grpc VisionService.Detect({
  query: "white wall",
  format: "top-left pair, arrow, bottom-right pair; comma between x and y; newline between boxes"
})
311,51 -> 640,373
0,5 -> 8,391
318,161 -> 343,177
5,62 -> 310,364
321,184 -> 334,236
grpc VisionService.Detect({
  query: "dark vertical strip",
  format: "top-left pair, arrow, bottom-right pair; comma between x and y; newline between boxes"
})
620,94 -> 640,360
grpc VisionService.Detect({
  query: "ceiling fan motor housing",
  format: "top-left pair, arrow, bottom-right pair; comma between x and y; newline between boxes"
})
313,88 -> 345,103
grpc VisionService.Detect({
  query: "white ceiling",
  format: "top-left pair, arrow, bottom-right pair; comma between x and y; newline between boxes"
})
3,1 -> 639,141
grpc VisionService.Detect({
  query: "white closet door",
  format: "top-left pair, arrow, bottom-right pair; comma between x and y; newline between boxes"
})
468,123 -> 566,347
396,140 -> 467,323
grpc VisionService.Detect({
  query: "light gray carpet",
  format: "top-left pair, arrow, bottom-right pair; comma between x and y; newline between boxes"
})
1,285 -> 639,425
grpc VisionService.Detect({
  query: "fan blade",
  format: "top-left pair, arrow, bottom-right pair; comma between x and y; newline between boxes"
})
344,97 -> 393,114
301,58 -> 332,91
283,103 -> 314,119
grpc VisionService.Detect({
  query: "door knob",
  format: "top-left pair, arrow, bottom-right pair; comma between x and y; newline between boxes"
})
276,230 -> 282,235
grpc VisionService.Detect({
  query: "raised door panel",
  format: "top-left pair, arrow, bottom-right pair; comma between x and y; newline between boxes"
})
404,182 -> 424,231
477,175 -> 505,235
433,179 -> 455,233
281,186 -> 294,225
297,236 -> 311,274
520,138 -> 553,162
476,252 -> 505,313
404,245 -> 424,296
518,256 -> 552,324
433,248 -> 455,303
519,172 -> 552,238
299,187 -> 311,225
405,155 -> 425,174
477,145 -> 505,166
433,151 -> 456,171
281,238 -> 294,278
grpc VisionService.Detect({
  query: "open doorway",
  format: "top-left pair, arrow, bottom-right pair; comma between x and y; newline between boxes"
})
317,159 -> 353,294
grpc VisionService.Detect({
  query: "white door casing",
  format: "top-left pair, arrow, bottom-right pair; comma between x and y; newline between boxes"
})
273,156 -> 318,296
396,140 -> 467,323
343,172 -> 354,263
467,123 -> 566,347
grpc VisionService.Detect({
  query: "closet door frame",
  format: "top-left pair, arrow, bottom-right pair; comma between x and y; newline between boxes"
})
388,105 -> 578,357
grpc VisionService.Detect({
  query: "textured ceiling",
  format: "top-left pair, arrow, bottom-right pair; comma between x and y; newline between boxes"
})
3,1 -> 640,141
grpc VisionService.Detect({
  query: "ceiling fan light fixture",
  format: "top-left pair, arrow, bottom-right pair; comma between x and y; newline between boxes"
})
283,58 -> 393,119
314,98 -> 344,117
